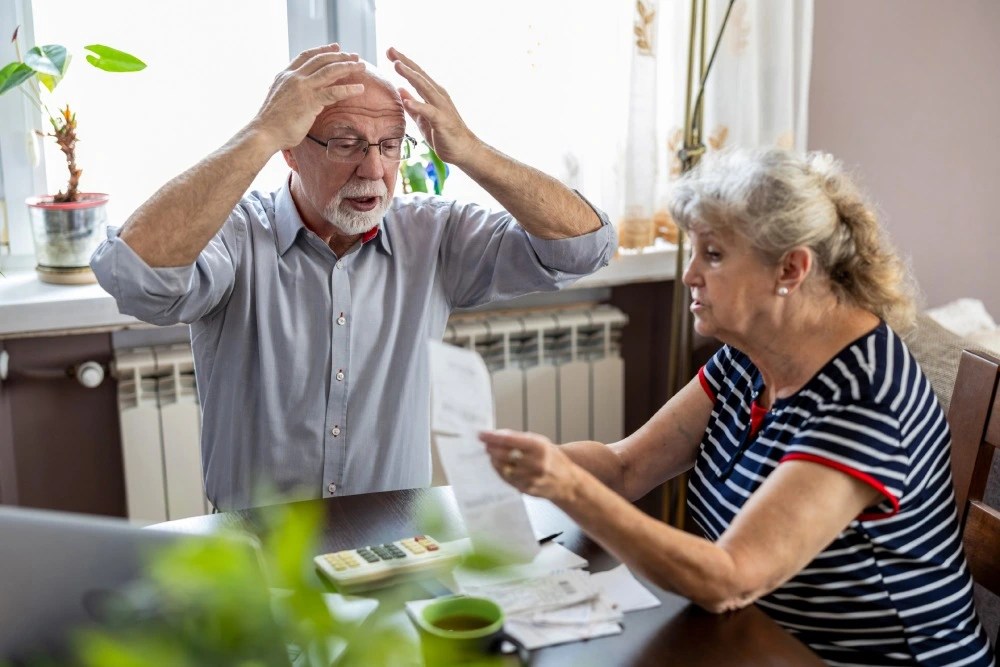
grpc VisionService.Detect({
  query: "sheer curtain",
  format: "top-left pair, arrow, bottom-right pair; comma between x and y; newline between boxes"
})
618,0 -> 815,250
372,1 -> 812,249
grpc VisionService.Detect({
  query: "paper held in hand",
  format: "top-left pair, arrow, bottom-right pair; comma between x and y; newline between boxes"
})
428,340 -> 540,563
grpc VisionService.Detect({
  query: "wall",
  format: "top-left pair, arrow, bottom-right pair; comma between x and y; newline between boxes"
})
808,0 -> 1000,315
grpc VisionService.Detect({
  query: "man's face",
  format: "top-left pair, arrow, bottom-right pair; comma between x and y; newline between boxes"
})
286,74 -> 405,236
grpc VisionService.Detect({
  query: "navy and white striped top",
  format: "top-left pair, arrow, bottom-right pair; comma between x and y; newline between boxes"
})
691,323 -> 995,666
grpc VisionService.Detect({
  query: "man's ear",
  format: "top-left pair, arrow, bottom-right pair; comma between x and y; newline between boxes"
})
777,246 -> 812,294
282,148 -> 299,173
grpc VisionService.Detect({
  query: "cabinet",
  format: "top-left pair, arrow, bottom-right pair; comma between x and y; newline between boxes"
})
0,334 -> 126,516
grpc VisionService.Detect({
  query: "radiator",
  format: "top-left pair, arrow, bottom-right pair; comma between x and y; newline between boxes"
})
113,344 -> 208,523
444,304 -> 628,444
112,305 -> 627,521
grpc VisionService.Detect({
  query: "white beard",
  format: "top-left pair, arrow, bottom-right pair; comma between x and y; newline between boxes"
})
324,180 -> 391,236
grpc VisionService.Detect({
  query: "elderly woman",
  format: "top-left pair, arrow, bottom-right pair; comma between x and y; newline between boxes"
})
481,149 -> 995,666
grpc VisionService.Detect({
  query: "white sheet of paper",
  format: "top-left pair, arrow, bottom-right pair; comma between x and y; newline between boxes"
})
445,539 -> 588,593
506,617 -> 622,650
590,564 -> 661,612
459,569 -> 597,615
428,341 -> 539,563
520,595 -> 624,626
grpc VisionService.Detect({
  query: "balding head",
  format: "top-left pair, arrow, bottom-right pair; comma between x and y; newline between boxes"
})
313,60 -> 403,123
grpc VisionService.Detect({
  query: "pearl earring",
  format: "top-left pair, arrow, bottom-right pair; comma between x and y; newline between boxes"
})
777,286 -> 789,296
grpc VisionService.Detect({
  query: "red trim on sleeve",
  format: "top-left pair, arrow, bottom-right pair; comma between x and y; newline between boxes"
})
698,366 -> 716,402
780,453 -> 900,521
361,226 -> 380,244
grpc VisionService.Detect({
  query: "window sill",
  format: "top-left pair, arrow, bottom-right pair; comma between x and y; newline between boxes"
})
0,247 -> 678,338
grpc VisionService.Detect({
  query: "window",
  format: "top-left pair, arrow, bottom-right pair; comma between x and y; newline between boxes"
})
1,0 -> 292,260
3,1 -> 633,264
374,0 -> 632,215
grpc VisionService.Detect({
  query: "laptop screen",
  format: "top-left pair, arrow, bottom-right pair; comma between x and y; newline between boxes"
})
0,506 -> 267,663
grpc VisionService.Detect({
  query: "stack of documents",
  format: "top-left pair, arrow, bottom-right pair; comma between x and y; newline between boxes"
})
425,539 -> 661,651
460,564 -> 660,650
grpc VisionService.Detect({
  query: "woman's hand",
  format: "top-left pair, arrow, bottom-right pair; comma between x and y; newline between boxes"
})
385,47 -> 481,165
479,429 -> 581,502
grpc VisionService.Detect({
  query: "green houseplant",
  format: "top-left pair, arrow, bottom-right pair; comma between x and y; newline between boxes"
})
0,26 -> 144,284
399,142 -> 448,195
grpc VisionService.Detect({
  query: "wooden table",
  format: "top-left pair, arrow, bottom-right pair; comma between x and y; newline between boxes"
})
157,487 -> 823,666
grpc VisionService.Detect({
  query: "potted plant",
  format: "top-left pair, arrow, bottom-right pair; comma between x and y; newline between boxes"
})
399,142 -> 449,195
0,27 -> 144,284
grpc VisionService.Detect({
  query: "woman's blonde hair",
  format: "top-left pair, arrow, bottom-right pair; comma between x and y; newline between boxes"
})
668,148 -> 916,332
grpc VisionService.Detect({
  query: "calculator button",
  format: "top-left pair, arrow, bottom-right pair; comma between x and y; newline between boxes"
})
402,542 -> 426,554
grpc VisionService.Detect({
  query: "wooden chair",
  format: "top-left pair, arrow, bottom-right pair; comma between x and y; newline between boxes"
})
948,350 -> 1000,612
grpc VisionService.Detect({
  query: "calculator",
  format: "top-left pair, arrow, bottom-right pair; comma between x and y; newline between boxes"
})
314,535 -> 462,593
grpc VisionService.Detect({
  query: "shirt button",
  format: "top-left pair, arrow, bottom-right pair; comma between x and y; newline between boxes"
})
336,371 -> 345,381
331,426 -> 341,436
337,316 -> 346,326
336,260 -> 344,269
328,482 -> 337,494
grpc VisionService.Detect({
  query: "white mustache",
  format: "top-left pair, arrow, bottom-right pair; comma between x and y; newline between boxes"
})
340,182 -> 387,199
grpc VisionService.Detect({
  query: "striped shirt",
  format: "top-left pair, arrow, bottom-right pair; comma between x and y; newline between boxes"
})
691,323 -> 995,666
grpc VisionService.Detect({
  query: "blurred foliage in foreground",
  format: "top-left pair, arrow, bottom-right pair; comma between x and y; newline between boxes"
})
70,503 -> 415,667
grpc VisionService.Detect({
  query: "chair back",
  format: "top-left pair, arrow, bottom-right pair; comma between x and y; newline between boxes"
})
948,349 -> 1000,596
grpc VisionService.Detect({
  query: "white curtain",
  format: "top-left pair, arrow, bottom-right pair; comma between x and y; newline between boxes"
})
618,0 -> 815,250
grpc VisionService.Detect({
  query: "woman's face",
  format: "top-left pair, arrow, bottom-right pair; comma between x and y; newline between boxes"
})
682,227 -> 778,346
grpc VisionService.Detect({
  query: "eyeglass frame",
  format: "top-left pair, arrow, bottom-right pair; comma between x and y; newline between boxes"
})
305,133 -> 418,163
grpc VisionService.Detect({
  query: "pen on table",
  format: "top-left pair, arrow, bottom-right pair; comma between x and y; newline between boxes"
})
537,531 -> 562,545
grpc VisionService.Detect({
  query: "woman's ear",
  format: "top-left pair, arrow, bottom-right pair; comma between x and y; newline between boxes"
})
776,247 -> 812,294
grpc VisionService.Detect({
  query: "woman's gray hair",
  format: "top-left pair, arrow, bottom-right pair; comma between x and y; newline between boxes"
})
668,148 -> 916,333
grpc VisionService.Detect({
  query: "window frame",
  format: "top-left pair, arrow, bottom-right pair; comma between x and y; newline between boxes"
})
0,0 -> 47,265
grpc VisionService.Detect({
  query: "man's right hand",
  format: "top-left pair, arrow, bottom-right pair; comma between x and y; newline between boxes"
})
250,44 -> 367,151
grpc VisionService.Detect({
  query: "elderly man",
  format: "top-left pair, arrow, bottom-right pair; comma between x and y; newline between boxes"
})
91,45 -> 615,511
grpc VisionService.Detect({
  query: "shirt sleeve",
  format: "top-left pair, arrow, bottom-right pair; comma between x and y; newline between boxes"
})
780,402 -> 909,520
439,191 -> 616,309
89,208 -> 245,326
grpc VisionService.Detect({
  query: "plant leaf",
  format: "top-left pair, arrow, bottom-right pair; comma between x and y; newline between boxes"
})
0,61 -> 34,96
36,72 -> 57,92
427,147 -> 448,195
25,44 -> 68,77
401,163 -> 428,193
83,44 -> 146,72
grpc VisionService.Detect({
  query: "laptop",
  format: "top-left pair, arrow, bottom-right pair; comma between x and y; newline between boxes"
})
0,505 -> 265,663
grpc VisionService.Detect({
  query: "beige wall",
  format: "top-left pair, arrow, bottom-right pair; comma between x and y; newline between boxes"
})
808,0 -> 1000,316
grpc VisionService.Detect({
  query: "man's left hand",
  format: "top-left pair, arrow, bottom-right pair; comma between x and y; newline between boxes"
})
386,47 -> 480,165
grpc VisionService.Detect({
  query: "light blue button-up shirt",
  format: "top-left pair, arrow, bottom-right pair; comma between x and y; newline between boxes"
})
91,181 -> 615,510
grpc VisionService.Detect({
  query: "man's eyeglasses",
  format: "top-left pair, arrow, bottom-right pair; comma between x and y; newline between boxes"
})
306,134 -> 417,164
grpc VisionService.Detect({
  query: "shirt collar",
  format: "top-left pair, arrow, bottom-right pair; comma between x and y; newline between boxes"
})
275,178 -> 305,256
274,177 -> 392,256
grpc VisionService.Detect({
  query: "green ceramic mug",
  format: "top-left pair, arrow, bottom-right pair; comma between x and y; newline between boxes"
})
414,596 -> 527,666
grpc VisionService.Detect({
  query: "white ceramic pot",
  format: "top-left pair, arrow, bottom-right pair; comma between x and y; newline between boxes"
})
26,193 -> 109,285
